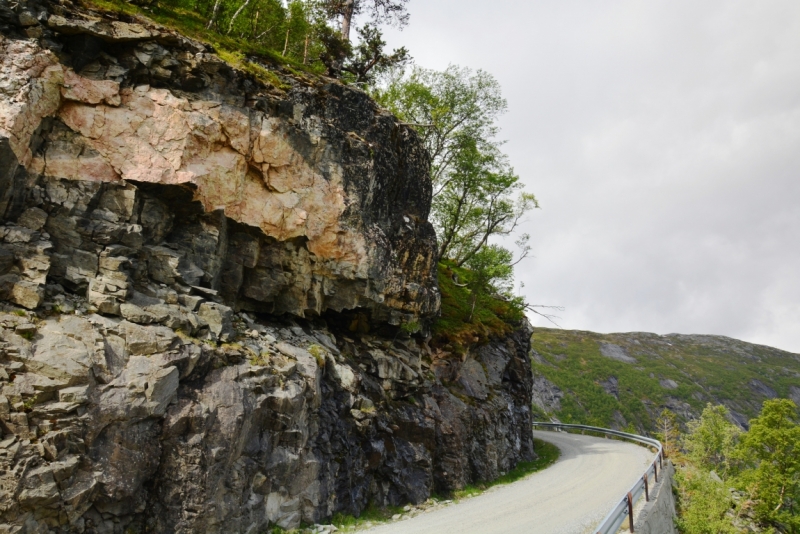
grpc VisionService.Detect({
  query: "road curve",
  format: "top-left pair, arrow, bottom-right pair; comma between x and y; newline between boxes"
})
361,430 -> 655,534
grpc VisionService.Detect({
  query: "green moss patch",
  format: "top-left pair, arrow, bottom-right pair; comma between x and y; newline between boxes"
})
432,261 -> 524,353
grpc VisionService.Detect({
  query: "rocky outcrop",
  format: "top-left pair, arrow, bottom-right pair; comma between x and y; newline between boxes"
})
0,1 -> 536,532
0,1 -> 439,326
531,374 -> 563,414
0,307 -> 534,533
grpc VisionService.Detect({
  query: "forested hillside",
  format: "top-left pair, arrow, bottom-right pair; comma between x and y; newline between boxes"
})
530,328 -> 800,432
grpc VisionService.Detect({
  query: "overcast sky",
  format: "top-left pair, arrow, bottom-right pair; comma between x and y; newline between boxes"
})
382,0 -> 800,353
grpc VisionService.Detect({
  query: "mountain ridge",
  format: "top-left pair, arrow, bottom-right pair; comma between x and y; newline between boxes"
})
530,327 -> 800,433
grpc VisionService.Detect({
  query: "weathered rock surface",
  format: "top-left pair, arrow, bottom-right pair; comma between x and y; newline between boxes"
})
0,1 -> 536,532
0,307 -> 534,533
0,0 -> 439,326
531,374 -> 563,414
598,343 -> 636,364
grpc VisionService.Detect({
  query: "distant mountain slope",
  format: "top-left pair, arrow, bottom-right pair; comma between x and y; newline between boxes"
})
530,328 -> 800,432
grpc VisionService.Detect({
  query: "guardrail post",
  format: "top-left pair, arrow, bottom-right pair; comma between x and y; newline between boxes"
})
654,461 -> 658,483
643,474 -> 649,501
627,492 -> 635,532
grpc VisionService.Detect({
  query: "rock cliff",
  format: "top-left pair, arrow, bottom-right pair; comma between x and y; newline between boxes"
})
0,1 -> 536,532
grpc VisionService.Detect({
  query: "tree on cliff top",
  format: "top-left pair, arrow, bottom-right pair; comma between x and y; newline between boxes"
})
374,66 -> 538,267
374,65 -> 547,326
340,24 -> 410,84
321,0 -> 409,42
318,0 -> 411,83
375,65 -> 507,189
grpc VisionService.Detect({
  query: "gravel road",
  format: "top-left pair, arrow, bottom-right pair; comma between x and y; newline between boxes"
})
361,430 -> 655,534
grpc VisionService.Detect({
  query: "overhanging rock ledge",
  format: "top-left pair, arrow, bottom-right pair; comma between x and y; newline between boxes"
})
0,2 -> 536,532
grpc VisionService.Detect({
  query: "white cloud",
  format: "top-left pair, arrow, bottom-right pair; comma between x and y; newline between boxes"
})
382,0 -> 800,352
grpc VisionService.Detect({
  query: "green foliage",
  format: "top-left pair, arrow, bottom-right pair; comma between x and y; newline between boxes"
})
462,245 -> 515,321
399,320 -> 420,334
683,404 -> 741,476
735,399 -> 800,531
315,0 -> 410,80
374,65 -> 538,318
341,24 -> 410,85
307,344 -> 327,367
373,65 -> 507,189
673,400 -> 800,533
373,65 -> 537,267
89,0 -> 330,74
320,0 -> 410,32
530,329 -> 800,434
330,502 -> 406,531
675,464 -> 740,534
21,397 -> 36,412
19,330 -> 35,341
249,350 -> 270,367
433,261 -> 524,352
433,139 -> 538,266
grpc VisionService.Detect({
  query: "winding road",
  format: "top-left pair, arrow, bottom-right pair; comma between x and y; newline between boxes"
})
362,430 -> 654,534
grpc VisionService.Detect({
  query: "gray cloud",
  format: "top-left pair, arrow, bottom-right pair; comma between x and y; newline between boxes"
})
383,0 -> 800,352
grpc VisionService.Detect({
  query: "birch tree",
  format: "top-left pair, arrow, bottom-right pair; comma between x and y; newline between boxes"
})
322,0 -> 409,41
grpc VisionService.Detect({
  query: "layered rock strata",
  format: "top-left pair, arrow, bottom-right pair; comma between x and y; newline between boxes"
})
0,305 -> 534,533
0,1 -> 536,533
0,1 -> 438,325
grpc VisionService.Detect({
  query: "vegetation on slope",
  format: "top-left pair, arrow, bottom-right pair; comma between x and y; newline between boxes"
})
83,0 -> 411,88
432,260 -> 525,352
83,0 -> 541,337
530,328 -> 800,433
86,0 -> 321,70
672,401 -> 800,533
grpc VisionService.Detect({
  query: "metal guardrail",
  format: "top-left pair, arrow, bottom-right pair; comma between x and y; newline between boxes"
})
532,422 -> 664,534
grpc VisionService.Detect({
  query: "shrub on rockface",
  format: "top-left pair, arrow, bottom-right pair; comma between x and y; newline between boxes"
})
433,260 -> 525,353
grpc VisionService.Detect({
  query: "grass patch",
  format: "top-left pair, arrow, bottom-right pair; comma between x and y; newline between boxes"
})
325,443 -> 559,533
81,0 -> 324,84
307,344 -> 326,366
453,438 -> 560,499
330,502 -> 406,532
432,261 -> 524,353
249,350 -> 271,367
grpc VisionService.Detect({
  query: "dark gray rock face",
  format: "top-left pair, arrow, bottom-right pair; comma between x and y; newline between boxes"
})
789,386 -> 800,406
0,0 -> 439,327
600,376 -> 619,399
749,379 -> 777,399
531,374 -> 563,414
0,2 -> 536,532
599,343 -> 636,363
0,308 -> 534,533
